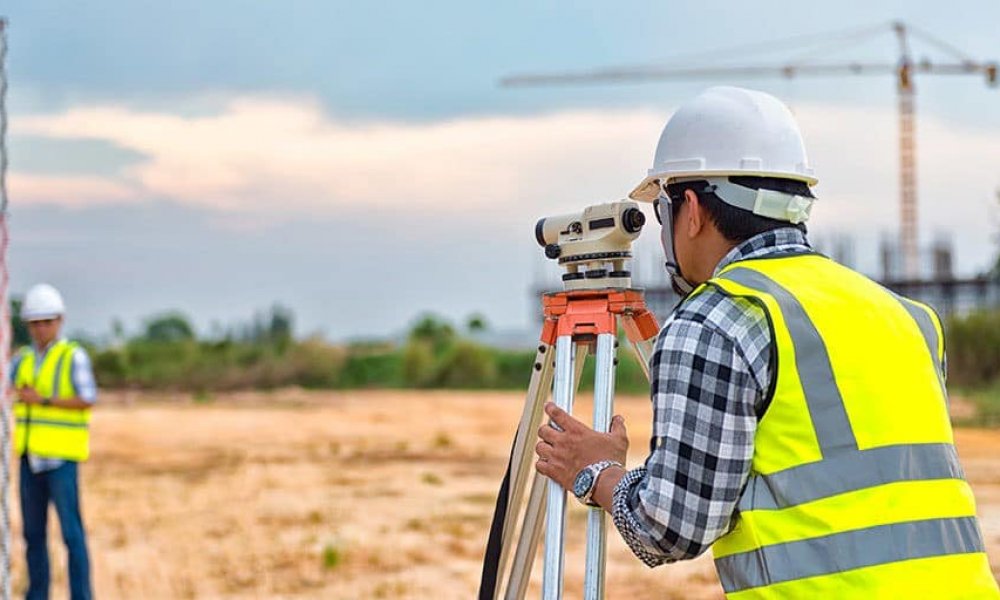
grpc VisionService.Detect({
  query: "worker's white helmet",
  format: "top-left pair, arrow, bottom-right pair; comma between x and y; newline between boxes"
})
21,283 -> 66,321
629,86 -> 818,202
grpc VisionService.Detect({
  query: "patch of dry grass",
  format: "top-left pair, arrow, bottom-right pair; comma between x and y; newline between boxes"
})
8,389 -> 998,598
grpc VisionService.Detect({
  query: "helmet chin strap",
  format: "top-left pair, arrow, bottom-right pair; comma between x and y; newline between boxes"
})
667,263 -> 694,296
658,189 -> 695,296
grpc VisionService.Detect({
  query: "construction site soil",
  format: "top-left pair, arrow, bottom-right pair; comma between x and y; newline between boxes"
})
12,389 -> 1000,599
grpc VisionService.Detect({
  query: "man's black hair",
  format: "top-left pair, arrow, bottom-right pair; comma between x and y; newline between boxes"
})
666,176 -> 813,243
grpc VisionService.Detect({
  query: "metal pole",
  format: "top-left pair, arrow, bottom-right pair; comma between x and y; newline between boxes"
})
542,335 -> 576,600
583,333 -> 616,600
0,18 -> 6,214
0,18 -> 12,600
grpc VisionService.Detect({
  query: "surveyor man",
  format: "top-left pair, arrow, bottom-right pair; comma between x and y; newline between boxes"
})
11,283 -> 94,600
534,86 -> 999,597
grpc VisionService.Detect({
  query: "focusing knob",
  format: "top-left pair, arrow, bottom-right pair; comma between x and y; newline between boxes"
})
545,244 -> 562,259
622,207 -> 646,233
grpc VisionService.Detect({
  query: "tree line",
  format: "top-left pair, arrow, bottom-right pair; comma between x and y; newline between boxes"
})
6,301 -> 999,395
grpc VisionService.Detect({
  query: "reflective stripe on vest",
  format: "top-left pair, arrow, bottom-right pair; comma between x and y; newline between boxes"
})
717,516 -> 984,592
896,294 -> 949,402
703,255 -> 997,598
13,340 -> 91,462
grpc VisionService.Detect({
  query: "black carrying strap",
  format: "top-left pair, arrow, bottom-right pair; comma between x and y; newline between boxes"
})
478,438 -> 518,600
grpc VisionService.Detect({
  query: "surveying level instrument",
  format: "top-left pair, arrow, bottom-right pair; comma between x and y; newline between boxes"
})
480,200 -> 660,600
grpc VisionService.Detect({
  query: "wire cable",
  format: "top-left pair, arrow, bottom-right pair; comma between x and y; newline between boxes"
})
652,21 -> 896,66
907,24 -> 976,63
785,23 -> 894,65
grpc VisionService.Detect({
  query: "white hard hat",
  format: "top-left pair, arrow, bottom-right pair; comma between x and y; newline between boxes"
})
21,283 -> 66,321
629,86 -> 817,202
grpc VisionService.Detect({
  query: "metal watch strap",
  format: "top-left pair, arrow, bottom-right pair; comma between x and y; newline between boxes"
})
579,460 -> 623,507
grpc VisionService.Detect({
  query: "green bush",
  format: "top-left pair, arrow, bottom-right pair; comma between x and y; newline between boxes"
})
946,309 -> 1000,388
289,339 -> 345,388
335,348 -> 403,388
432,340 -> 498,389
92,348 -> 130,387
401,340 -> 436,388
493,350 -> 537,389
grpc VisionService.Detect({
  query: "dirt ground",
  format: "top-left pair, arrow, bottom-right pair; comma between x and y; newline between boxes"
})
10,389 -> 1000,599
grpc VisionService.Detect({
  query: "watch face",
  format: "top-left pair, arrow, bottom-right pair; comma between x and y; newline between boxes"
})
573,469 -> 595,498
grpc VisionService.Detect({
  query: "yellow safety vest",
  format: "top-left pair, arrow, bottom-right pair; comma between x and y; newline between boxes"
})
13,340 -> 91,462
697,253 -> 998,599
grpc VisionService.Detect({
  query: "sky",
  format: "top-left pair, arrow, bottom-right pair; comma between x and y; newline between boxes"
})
3,1 -> 1000,342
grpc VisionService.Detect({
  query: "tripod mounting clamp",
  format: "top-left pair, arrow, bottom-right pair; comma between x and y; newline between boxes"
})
540,289 -> 659,347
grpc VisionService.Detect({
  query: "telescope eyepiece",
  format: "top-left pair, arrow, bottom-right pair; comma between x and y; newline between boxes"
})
535,218 -> 547,247
622,207 -> 646,234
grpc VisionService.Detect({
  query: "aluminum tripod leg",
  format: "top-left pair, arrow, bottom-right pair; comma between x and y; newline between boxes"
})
505,344 -> 589,600
535,333 -> 652,599
481,288 -> 661,600
542,335 -> 578,600
490,343 -> 556,600
583,333 -> 617,600
628,338 -> 654,381
505,472 -> 547,600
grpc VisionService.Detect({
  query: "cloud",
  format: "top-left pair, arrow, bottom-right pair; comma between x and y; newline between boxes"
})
11,97 -> 661,216
8,173 -> 139,207
8,95 -> 1000,271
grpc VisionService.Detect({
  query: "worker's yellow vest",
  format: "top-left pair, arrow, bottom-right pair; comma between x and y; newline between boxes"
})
13,340 -> 91,462
697,253 -> 999,599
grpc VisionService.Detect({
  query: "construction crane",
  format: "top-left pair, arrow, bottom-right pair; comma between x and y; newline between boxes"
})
502,21 -> 998,279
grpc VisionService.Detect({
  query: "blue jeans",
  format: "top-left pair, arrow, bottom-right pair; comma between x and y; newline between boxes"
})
19,457 -> 92,600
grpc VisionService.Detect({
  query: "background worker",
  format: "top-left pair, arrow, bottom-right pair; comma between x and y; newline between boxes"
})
534,86 -> 999,597
11,283 -> 95,600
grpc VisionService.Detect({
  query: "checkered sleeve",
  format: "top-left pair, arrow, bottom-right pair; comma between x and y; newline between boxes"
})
610,310 -> 762,566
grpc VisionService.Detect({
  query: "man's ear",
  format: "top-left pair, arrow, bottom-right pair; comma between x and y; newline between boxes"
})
684,188 -> 704,238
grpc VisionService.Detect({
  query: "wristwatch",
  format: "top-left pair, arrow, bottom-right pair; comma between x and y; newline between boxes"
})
41,397 -> 52,407
572,460 -> 623,507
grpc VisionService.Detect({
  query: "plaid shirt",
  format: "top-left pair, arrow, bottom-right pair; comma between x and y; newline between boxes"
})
610,228 -> 812,566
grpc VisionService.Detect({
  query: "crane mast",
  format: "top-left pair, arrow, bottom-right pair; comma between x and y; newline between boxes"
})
895,22 -> 919,278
